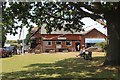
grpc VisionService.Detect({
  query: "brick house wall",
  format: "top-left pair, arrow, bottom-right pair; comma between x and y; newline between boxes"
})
42,34 -> 81,52
30,28 -> 107,53
81,28 -> 107,47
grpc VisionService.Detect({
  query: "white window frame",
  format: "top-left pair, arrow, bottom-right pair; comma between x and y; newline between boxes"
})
66,41 -> 72,46
45,41 -> 52,46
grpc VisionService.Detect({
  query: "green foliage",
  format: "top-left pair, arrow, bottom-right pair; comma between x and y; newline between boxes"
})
6,40 -> 17,43
10,44 -> 17,47
2,2 -> 120,36
17,39 -> 22,44
95,42 -> 108,50
2,2 -> 120,35
10,43 -> 21,48
25,27 -> 33,45
25,33 -> 31,45
6,40 -> 21,48
2,2 -> 33,35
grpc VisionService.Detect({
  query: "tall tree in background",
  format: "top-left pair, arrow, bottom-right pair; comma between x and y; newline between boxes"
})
25,26 -> 33,45
0,27 -> 6,47
2,1 -> 120,65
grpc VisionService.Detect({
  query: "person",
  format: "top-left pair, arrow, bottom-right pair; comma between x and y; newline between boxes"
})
18,45 -> 22,55
76,46 -> 92,60
77,44 -> 80,51
87,51 -> 92,60
83,48 -> 92,60
76,46 -> 86,57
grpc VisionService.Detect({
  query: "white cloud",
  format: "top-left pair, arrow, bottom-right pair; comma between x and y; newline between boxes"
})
7,27 -> 29,40
81,17 -> 107,35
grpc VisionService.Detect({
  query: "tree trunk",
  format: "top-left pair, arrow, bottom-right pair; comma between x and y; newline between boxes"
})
104,15 -> 120,66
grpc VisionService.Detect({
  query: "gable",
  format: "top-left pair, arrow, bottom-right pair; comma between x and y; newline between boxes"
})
83,28 -> 106,38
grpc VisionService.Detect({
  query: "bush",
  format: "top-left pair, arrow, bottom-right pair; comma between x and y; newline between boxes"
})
10,44 -> 20,48
95,42 -> 107,51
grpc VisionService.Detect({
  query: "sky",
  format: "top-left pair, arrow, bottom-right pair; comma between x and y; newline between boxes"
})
6,17 -> 107,40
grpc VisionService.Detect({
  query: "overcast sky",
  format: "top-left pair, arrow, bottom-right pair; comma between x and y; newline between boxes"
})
6,17 -> 107,40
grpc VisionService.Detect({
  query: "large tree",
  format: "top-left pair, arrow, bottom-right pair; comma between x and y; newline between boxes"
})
2,1 -> 120,66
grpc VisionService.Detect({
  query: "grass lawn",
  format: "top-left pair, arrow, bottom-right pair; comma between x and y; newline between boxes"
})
1,52 -> 119,80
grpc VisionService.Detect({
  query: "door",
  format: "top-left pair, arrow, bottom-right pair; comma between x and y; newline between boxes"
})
56,41 -> 62,51
75,42 -> 80,51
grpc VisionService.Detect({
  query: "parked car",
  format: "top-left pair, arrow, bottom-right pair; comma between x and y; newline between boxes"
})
5,46 -> 17,56
5,47 -> 13,57
0,48 -> 8,58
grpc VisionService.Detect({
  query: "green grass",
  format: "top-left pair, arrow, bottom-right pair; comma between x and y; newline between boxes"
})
1,52 -> 119,80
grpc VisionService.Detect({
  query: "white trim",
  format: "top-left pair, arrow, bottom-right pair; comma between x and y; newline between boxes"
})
58,37 -> 66,40
85,38 -> 106,43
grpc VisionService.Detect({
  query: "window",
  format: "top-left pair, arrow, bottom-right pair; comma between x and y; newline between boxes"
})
66,41 -> 72,46
56,41 -> 62,45
45,41 -> 52,46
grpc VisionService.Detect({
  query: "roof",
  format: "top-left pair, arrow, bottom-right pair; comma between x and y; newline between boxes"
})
83,28 -> 107,37
80,28 -> 98,35
31,27 -> 106,36
40,26 -> 82,34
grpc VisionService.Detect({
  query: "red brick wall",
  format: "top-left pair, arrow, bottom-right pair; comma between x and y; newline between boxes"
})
83,29 -> 106,38
43,41 -> 79,52
42,34 -> 81,52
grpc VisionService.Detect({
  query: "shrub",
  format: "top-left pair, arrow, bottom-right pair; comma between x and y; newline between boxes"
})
10,44 -> 20,48
95,42 -> 107,51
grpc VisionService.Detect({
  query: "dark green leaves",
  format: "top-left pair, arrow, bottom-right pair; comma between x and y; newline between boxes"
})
3,2 -> 120,35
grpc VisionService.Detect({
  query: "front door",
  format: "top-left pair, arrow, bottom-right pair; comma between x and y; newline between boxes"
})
56,41 -> 62,51
75,42 -> 80,51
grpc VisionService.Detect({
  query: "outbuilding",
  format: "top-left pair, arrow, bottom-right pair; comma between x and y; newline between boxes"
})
30,27 -> 106,53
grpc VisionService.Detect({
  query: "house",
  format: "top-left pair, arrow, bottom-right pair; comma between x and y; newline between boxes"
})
30,27 -> 107,53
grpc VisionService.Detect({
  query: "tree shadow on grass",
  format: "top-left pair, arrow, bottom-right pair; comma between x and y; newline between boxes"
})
2,57 -> 119,80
